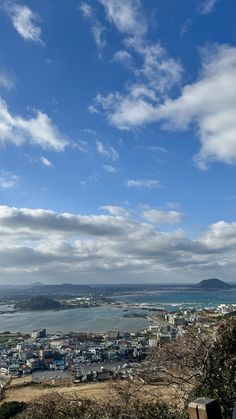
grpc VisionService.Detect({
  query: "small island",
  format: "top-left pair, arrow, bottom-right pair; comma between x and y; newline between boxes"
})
14,296 -> 61,311
196,278 -> 231,291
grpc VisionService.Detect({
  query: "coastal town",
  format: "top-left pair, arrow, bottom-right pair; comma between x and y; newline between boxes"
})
0,301 -> 235,402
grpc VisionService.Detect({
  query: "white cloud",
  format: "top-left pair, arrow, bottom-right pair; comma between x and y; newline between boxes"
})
80,2 -> 93,19
199,220 -> 236,250
103,164 -> 117,173
132,42 -> 183,92
92,90 -> 159,130
199,0 -> 219,14
80,2 -> 106,50
92,23 -> 106,49
99,0 -> 147,36
180,18 -> 192,36
126,179 -> 162,189
40,157 -> 53,167
88,0 -> 183,133
1,204 -> 236,282
93,43 -> 236,169
72,140 -> 89,153
142,209 -> 184,225
148,146 -> 167,153
0,205 -> 135,237
91,42 -> 183,130
96,140 -> 119,160
0,97 -> 68,151
100,205 -> 129,217
113,50 -> 133,68
6,3 -> 42,43
158,44 -> 236,168
0,171 -> 19,189
0,68 -> 15,90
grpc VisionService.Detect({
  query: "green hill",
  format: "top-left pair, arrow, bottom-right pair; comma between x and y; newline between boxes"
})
14,296 -> 61,311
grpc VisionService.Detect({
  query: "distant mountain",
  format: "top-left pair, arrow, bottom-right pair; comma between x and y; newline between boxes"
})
0,283 -> 92,298
196,278 -> 231,291
28,282 -> 44,287
14,296 -> 61,311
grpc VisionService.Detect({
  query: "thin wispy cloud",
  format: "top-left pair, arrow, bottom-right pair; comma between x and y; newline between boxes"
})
99,0 -> 147,36
5,2 -> 43,43
96,140 -> 119,160
148,146 -> 167,153
80,2 -> 106,51
126,179 -> 162,189
80,2 -> 93,19
199,0 -> 219,14
103,164 -> 117,173
0,68 -> 15,90
113,50 -> 133,68
0,171 -> 19,189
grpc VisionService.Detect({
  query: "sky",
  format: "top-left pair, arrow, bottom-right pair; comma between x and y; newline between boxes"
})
0,0 -> 236,284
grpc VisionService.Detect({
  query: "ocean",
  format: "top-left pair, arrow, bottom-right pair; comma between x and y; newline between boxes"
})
115,289 -> 236,308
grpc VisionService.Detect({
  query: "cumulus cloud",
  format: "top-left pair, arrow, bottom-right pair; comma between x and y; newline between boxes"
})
158,44 -> 236,168
142,209 -> 184,225
126,179 -> 162,189
199,220 -> 236,250
0,205 -> 132,236
1,204 -> 236,282
96,140 -> 119,160
0,98 -> 68,151
5,3 -> 43,43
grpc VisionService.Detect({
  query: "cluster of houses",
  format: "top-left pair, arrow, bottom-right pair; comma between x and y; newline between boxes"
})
0,328 -> 149,386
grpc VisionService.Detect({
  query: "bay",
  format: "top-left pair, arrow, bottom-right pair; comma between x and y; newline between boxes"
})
0,306 -> 149,334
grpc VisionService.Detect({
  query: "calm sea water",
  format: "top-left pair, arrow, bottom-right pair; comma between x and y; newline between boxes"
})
115,289 -> 236,308
0,289 -> 236,333
0,306 -> 149,334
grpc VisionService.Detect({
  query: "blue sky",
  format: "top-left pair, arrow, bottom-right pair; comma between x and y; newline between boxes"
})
0,0 -> 236,284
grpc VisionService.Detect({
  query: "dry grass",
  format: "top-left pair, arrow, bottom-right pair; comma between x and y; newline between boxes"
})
2,376 -> 184,410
